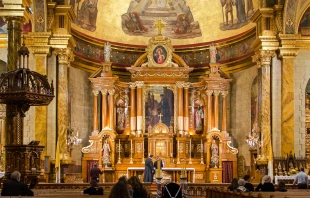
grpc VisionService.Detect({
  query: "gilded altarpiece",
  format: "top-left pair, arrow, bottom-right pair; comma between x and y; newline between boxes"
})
82,31 -> 238,183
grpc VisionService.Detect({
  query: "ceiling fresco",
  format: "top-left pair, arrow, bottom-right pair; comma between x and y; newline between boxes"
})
70,0 -> 258,46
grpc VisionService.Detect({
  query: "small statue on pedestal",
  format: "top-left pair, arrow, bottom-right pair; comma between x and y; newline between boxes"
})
104,42 -> 111,62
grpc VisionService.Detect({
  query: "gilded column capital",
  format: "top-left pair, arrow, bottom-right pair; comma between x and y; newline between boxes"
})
129,82 -> 137,89
135,81 -> 144,88
54,48 -> 74,65
221,91 -> 228,97
92,90 -> 99,96
252,53 -> 262,68
183,82 -> 191,89
108,89 -> 115,95
101,89 -> 108,95
260,50 -> 275,67
176,81 -> 185,88
206,90 -> 213,96
213,90 -> 220,96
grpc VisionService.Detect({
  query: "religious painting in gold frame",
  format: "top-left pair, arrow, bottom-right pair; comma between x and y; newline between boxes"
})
143,85 -> 176,133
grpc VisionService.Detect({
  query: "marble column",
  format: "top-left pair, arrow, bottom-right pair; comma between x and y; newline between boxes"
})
136,81 -> 144,137
260,50 -> 274,166
221,91 -> 228,132
213,90 -> 220,130
206,90 -> 213,131
92,90 -> 99,135
35,55 -> 48,158
108,89 -> 115,130
54,48 -> 73,158
101,89 -> 108,130
280,55 -> 297,156
6,16 -> 23,71
176,82 -> 184,136
183,83 -> 190,136
129,83 -> 137,134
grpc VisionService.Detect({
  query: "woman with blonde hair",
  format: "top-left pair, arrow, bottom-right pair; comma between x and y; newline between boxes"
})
255,175 -> 275,192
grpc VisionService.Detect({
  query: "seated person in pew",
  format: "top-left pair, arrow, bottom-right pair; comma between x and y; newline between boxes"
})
118,176 -> 133,197
276,181 -> 287,192
127,176 -> 148,198
227,178 -> 239,191
109,182 -> 131,198
255,175 -> 275,192
243,174 -> 254,192
237,179 -> 249,192
81,179 -> 104,195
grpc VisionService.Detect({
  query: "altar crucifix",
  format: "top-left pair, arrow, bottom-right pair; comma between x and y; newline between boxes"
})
154,19 -> 166,36
158,113 -> 163,123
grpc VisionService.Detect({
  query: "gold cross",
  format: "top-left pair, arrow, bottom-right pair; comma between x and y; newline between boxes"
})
154,19 -> 165,36
158,113 -> 163,122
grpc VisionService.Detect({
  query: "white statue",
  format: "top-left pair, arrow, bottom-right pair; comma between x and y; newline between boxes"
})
209,43 -> 217,64
195,106 -> 204,130
104,42 -> 111,62
102,139 -> 111,167
210,139 -> 219,168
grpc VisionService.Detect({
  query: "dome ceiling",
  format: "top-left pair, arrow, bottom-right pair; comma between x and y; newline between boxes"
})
70,0 -> 258,46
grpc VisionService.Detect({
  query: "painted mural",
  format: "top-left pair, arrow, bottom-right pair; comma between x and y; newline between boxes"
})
70,0 -> 98,32
0,17 -> 7,34
70,0 -> 258,46
220,0 -> 256,31
121,0 -> 202,39
299,7 -> 310,36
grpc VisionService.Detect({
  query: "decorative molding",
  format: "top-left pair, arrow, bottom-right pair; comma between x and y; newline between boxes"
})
54,48 -> 74,65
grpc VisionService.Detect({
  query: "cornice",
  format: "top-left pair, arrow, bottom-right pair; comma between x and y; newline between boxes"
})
55,5 -> 76,21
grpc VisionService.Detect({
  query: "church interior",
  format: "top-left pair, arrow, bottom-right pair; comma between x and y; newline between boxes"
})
0,0 -> 310,197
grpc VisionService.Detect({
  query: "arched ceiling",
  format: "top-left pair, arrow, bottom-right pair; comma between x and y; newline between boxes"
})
70,0 -> 258,46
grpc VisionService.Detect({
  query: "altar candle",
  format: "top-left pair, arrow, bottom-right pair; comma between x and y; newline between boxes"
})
131,139 -> 133,153
119,139 -> 121,152
201,139 -> 203,153
189,139 -> 191,157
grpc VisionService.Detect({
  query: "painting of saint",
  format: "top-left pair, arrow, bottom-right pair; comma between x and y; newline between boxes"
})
153,46 -> 167,64
145,86 -> 174,132
71,0 -> 98,32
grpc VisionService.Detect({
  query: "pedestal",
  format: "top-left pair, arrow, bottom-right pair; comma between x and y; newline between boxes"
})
207,168 -> 222,183
102,168 -> 115,182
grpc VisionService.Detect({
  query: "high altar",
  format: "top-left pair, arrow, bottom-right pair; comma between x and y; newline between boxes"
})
81,24 -> 238,183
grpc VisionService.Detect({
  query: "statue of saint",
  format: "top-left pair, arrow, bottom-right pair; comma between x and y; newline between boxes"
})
211,140 -> 219,168
209,43 -> 217,64
104,42 -> 111,62
102,139 -> 111,167
117,106 -> 125,129
195,106 -> 204,130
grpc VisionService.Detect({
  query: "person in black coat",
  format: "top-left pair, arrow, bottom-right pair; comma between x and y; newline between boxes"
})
90,163 -> 103,182
1,171 -> 34,196
243,174 -> 254,191
143,154 -> 154,182
255,175 -> 275,192
82,179 -> 104,195
227,178 -> 238,191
